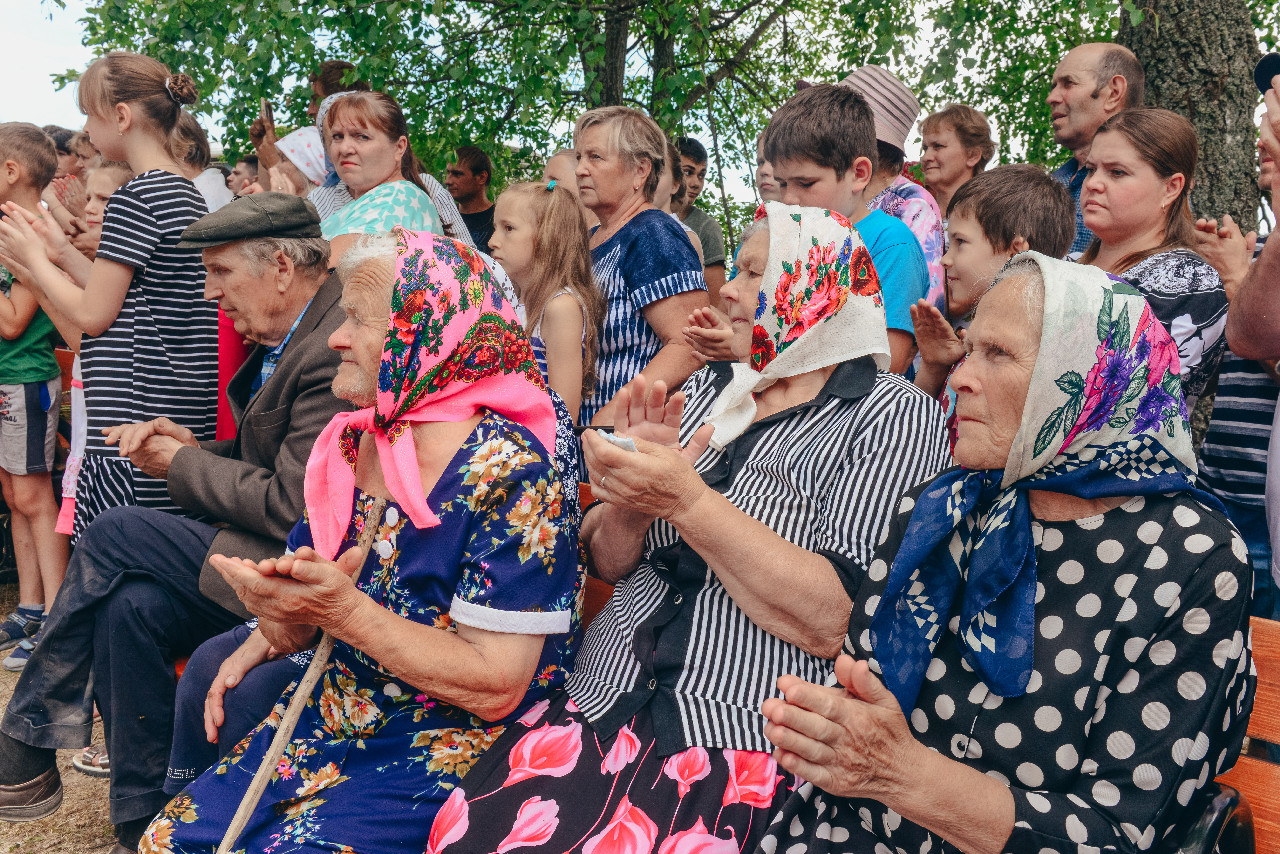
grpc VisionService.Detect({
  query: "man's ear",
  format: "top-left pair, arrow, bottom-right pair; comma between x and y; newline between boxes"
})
1101,75 -> 1129,114
275,249 -> 296,292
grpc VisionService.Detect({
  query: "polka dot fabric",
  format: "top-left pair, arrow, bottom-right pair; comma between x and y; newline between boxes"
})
755,488 -> 1254,854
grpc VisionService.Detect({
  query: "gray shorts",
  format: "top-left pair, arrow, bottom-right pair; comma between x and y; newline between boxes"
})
0,378 -> 60,476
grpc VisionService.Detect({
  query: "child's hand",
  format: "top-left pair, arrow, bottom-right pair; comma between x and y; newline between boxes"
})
0,203 -> 56,274
56,176 -> 87,219
910,300 -> 965,368
683,306 -> 737,361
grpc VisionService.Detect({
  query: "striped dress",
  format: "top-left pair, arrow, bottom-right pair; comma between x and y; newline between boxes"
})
75,170 -> 218,537
580,209 -> 705,424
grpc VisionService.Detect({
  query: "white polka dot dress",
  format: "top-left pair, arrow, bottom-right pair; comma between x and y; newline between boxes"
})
756,490 -> 1255,854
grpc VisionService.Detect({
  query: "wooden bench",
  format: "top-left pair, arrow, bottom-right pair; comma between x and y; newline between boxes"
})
1209,615 -> 1280,852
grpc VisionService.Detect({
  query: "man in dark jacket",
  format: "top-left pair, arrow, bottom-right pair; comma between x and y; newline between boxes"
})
0,194 -> 352,852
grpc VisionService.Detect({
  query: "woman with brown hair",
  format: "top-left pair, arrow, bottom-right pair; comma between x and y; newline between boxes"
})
1080,107 -> 1228,407
920,104 -> 995,219
317,91 -> 442,258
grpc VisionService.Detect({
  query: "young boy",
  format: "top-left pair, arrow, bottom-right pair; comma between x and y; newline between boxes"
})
0,123 -> 71,669
762,83 -> 930,373
908,163 -> 1075,447
675,137 -> 727,301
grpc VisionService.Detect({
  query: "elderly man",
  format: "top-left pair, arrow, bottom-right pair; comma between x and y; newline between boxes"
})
0,194 -> 350,853
1047,42 -> 1145,256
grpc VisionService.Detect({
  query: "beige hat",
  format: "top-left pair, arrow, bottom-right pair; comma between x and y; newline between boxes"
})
837,65 -> 920,153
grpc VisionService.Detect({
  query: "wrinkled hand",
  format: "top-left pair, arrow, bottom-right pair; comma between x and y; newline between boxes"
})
249,116 -> 277,150
910,300 -> 965,368
103,416 -> 198,456
1193,215 -> 1256,300
583,378 -> 714,521
240,181 -> 265,195
762,655 -> 917,802
210,545 -> 367,635
683,307 -> 738,361
204,628 -> 279,743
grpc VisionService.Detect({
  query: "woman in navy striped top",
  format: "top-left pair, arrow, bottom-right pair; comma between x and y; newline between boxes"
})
574,107 -> 709,425
0,52 -> 217,538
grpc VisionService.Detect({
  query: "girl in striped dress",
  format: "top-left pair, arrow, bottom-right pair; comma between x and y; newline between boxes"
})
488,180 -> 603,424
0,52 -> 217,538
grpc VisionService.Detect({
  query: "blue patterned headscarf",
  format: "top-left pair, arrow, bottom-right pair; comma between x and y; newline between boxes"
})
870,253 -> 1224,713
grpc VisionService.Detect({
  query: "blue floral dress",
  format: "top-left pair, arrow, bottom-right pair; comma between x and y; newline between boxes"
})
142,414 -> 582,854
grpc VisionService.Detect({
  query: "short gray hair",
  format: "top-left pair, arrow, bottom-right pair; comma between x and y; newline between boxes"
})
238,236 -> 330,278
335,232 -> 399,288
573,106 -> 665,203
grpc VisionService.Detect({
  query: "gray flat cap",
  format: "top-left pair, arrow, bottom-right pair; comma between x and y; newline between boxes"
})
178,192 -> 323,249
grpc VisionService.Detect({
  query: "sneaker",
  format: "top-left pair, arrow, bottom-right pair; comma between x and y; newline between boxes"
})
0,613 -> 39,653
3,627 -> 41,672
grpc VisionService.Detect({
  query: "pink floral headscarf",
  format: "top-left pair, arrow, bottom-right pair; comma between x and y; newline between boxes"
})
303,228 -> 558,559
703,202 -> 891,450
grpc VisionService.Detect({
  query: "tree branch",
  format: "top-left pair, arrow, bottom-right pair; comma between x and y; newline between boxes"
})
678,1 -> 790,111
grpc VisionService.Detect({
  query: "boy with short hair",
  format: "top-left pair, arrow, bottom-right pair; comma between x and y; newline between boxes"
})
675,136 -> 727,301
762,84 -> 929,373
908,163 -> 1075,445
0,123 -> 71,667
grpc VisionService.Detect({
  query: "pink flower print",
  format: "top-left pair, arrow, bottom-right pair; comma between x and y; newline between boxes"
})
581,796 -> 658,854
662,746 -> 711,798
565,698 -> 581,714
721,749 -> 782,808
517,698 -> 550,727
600,724 -> 641,775
657,819 -> 739,854
1135,304 -> 1179,389
495,796 -> 560,852
425,787 -> 469,854
502,721 -> 583,786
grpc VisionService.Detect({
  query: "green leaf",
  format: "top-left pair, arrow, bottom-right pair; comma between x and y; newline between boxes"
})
1097,289 -> 1113,345
1034,404 -> 1067,458
1114,305 -> 1131,351
1054,370 -> 1084,396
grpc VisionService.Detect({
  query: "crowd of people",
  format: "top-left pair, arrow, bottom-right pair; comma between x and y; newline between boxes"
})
0,39 -> 1271,854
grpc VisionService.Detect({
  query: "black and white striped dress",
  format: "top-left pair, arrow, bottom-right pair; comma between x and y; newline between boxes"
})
75,170 -> 218,537
568,358 -> 952,753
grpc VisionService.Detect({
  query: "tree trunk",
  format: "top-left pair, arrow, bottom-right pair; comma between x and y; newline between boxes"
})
601,6 -> 631,106
1118,0 -> 1261,225
650,16 -> 676,125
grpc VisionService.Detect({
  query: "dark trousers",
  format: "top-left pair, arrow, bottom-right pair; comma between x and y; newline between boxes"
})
163,623 -> 305,795
1,506 -> 242,825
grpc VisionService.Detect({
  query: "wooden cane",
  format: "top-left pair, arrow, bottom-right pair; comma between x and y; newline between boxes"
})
216,497 -> 386,854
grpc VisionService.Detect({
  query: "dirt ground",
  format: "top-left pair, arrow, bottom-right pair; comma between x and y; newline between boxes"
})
0,580 -> 116,853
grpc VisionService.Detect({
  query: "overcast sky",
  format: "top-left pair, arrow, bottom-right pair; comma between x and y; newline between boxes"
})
2,0 -> 95,130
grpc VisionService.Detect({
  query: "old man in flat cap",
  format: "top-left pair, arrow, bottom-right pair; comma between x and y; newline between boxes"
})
0,193 -> 352,852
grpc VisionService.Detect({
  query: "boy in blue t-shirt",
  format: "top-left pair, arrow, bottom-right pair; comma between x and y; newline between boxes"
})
761,84 -> 929,373
0,123 -> 70,668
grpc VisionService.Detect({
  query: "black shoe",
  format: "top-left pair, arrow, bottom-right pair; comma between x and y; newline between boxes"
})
0,766 -> 62,821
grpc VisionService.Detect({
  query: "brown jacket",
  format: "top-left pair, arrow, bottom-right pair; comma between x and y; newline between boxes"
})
167,271 -> 352,617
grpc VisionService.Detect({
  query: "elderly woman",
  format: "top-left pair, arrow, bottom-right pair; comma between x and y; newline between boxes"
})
1080,108 -> 1227,409
430,203 -> 950,851
755,253 -> 1254,854
138,229 -> 581,854
575,106 -> 710,425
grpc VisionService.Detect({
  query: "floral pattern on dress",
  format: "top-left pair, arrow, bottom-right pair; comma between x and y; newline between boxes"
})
143,414 -> 580,854
869,175 -> 946,309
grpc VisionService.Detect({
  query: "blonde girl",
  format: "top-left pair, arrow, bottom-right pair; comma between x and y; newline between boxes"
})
488,181 -> 603,423
0,51 -> 218,536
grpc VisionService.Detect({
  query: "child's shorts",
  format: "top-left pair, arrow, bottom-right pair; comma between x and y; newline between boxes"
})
0,378 -> 60,476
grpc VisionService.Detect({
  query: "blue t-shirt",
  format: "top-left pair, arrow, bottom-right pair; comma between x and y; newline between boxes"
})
855,210 -> 929,335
